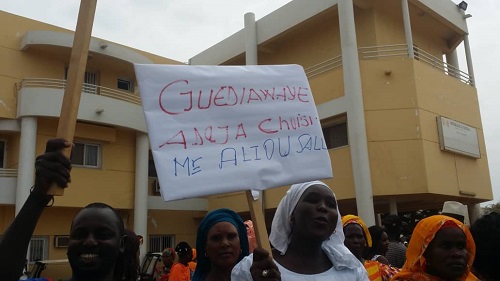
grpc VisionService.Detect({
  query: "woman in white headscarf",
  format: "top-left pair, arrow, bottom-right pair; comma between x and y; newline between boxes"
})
231,180 -> 368,281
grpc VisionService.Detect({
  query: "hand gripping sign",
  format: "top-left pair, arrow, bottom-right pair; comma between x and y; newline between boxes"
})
135,64 -> 332,202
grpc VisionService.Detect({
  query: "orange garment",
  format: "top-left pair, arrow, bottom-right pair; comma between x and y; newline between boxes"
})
390,215 -> 478,281
365,260 -> 400,281
188,249 -> 197,273
341,214 -> 373,247
168,262 -> 191,281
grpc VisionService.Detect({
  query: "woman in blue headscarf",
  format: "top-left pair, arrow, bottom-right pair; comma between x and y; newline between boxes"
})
192,208 -> 249,281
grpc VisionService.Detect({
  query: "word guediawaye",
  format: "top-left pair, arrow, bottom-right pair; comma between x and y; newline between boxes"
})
171,134 -> 327,177
159,113 -> 318,149
158,80 -> 311,115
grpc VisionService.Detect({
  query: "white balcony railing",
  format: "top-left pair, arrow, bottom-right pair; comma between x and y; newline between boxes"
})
18,78 -> 142,105
0,168 -> 18,177
358,44 -> 473,86
304,55 -> 343,78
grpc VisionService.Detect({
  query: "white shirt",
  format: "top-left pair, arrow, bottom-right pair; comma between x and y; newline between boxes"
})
231,253 -> 369,281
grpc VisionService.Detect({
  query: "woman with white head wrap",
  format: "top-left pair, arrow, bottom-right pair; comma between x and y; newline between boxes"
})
231,180 -> 368,281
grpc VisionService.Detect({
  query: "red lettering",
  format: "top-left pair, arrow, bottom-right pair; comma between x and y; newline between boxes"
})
247,89 -> 263,103
235,123 -> 247,139
192,128 -> 204,146
258,118 -> 278,134
159,80 -> 191,115
260,88 -> 275,101
159,130 -> 187,149
298,87 -> 309,102
286,86 -> 296,100
197,89 -> 212,110
276,88 -> 286,101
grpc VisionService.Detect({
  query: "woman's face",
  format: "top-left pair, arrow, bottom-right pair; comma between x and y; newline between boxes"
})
205,221 -> 241,270
161,253 -> 174,268
344,224 -> 366,260
379,231 -> 389,255
292,185 -> 338,241
424,227 -> 468,280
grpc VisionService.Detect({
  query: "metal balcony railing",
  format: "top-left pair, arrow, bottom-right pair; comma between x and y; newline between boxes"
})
358,44 -> 473,86
304,55 -> 343,78
18,78 -> 142,105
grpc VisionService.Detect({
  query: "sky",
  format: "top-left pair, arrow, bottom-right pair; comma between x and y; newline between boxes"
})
1,0 -> 499,205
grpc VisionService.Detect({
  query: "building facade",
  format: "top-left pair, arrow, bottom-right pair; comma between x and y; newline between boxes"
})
0,10 -> 207,278
0,0 -> 492,279
191,0 -> 491,226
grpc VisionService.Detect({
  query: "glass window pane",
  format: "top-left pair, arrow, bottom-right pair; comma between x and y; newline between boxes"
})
0,140 -> 5,168
322,122 -> 348,149
84,144 -> 99,167
70,143 -> 85,165
117,79 -> 132,91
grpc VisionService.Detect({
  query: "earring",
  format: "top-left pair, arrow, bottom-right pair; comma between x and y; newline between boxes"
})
333,229 -> 336,234
204,252 -> 208,257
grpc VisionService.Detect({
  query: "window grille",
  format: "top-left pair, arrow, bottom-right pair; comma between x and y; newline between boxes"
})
29,236 -> 49,262
149,235 -> 175,253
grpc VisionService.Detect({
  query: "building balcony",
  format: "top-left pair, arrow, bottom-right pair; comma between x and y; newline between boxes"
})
16,78 -> 147,133
0,169 -> 18,204
304,44 -> 473,86
358,44 -> 473,86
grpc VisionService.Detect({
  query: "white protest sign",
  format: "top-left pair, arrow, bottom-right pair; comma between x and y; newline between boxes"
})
135,64 -> 332,201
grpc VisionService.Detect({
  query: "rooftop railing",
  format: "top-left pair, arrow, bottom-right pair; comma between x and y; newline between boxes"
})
304,55 -> 343,78
18,78 -> 142,105
358,44 -> 473,86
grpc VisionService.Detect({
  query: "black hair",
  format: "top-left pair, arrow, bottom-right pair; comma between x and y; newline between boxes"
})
382,214 -> 402,240
81,202 -> 125,236
116,229 -> 140,281
470,211 -> 500,281
365,225 -> 386,259
175,241 -> 192,258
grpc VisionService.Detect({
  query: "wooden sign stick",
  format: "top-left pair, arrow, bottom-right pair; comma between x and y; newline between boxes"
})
246,190 -> 272,254
48,0 -> 98,195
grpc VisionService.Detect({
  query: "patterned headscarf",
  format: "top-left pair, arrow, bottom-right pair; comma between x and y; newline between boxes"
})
162,247 -> 176,260
392,215 -> 477,281
341,214 -> 373,247
269,180 -> 362,270
192,208 -> 249,281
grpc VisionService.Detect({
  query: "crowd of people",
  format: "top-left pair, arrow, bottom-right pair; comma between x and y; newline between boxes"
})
0,139 -> 499,281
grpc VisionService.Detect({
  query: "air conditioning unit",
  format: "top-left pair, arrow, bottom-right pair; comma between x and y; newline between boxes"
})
54,235 -> 69,248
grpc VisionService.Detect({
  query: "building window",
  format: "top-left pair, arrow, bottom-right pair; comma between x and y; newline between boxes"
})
117,78 -> 133,92
0,140 -> 5,168
71,142 -> 100,168
29,236 -> 49,262
322,114 -> 348,149
149,235 -> 175,253
65,68 -> 98,94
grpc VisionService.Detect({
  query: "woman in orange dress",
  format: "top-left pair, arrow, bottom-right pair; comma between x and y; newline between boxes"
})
390,215 -> 478,281
342,215 -> 400,281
